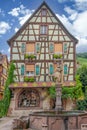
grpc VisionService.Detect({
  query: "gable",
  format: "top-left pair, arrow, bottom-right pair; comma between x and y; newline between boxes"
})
7,1 -> 78,45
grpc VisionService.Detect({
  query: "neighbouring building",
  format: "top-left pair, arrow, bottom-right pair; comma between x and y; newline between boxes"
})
0,53 -> 8,99
7,1 -> 78,116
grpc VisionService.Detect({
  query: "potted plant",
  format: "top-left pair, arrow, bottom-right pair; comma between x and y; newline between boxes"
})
24,54 -> 29,59
24,76 -> 29,82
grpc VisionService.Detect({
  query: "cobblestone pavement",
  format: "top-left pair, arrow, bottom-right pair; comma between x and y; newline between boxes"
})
0,117 -> 16,130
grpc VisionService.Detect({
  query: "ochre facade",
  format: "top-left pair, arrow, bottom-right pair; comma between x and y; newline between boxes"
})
0,54 -> 8,99
8,2 -> 78,116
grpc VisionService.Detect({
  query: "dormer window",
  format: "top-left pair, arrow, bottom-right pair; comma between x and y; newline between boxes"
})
40,25 -> 47,34
42,9 -> 47,16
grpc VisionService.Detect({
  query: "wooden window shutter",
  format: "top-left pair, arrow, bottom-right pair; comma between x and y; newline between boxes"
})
49,43 -> 54,53
26,65 -> 34,71
49,64 -> 54,75
64,64 -> 68,75
63,43 -> 67,53
21,43 -> 25,53
36,43 -> 40,53
21,65 -> 25,75
54,43 -> 62,53
35,65 -> 40,75
26,43 -> 34,52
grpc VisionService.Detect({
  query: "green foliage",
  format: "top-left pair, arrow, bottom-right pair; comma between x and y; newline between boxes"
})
77,52 -> 87,59
76,99 -> 87,110
62,76 -> 84,100
48,76 -> 83,101
77,65 -> 87,93
48,86 -> 56,99
0,62 -> 15,117
76,86 -> 87,110
24,77 -> 35,82
53,54 -> 62,59
24,54 -> 36,60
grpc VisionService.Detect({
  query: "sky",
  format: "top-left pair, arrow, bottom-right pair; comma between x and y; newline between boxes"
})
0,0 -> 87,59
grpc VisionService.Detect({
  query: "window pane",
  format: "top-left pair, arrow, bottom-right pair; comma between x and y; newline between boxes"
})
64,64 -> 68,75
21,65 -> 25,75
36,65 -> 40,75
49,43 -> 54,53
49,64 -> 54,75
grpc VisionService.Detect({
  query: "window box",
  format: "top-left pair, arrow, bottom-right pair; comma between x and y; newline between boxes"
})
53,54 -> 63,59
24,76 -> 35,82
24,54 -> 36,60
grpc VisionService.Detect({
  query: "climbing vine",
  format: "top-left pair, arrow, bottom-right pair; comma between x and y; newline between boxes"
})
48,75 -> 84,101
0,62 -> 15,117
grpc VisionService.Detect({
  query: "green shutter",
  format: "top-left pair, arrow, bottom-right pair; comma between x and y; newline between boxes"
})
64,44 -> 67,53
49,43 -> 54,53
64,64 -> 68,75
49,64 -> 54,75
21,65 -> 25,75
21,43 -> 25,53
36,43 -> 40,53
36,65 -> 40,75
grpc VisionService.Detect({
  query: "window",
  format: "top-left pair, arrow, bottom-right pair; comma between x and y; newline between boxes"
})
42,9 -> 47,16
64,43 -> 67,53
21,43 -> 25,53
36,64 -> 40,76
40,25 -> 47,34
64,64 -> 68,75
21,64 -> 25,75
36,43 -> 40,53
49,43 -> 54,53
26,71 -> 34,76
49,64 -> 54,75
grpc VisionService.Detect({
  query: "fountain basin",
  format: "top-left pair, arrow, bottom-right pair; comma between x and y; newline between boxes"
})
29,110 -> 87,130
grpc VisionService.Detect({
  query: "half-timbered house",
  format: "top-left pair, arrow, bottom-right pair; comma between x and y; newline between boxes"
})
0,54 -> 8,99
8,1 -> 78,116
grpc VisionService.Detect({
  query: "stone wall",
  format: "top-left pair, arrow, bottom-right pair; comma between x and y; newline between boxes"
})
8,88 -> 51,116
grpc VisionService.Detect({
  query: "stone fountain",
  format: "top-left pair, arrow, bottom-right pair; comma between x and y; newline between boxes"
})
29,60 -> 87,130
12,60 -> 87,130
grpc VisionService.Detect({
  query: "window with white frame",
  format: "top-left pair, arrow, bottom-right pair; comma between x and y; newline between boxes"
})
26,71 -> 34,76
40,25 -> 47,34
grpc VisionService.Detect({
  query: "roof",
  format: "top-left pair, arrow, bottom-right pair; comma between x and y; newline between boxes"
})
7,1 -> 78,46
9,81 -> 76,88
